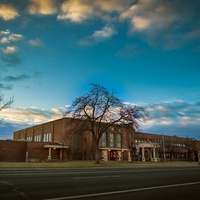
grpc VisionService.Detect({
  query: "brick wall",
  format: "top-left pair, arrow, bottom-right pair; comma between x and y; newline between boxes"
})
0,140 -> 27,162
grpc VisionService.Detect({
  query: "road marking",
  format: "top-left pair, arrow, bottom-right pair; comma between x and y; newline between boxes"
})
43,181 -> 200,200
73,175 -> 120,180
0,181 -> 31,200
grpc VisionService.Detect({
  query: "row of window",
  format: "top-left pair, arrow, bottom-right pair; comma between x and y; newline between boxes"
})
135,139 -> 186,148
102,133 -> 122,148
23,133 -> 52,142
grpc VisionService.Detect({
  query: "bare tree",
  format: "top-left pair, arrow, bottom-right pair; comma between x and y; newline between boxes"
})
65,84 -> 146,164
0,94 -> 13,122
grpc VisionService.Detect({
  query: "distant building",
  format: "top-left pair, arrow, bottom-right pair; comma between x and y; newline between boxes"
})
1,117 -> 199,162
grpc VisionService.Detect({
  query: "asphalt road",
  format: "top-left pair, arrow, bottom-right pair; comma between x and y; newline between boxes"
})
0,166 -> 200,200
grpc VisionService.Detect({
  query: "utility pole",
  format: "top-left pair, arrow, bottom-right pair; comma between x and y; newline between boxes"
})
162,134 -> 166,161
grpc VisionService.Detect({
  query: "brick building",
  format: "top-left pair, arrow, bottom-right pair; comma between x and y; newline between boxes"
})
1,117 -> 199,162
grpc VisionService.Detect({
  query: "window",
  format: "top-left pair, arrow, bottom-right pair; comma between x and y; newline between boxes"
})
117,134 -> 121,148
110,133 -> 114,147
43,133 -> 51,142
34,135 -> 41,142
27,136 -> 32,141
102,132 -> 107,147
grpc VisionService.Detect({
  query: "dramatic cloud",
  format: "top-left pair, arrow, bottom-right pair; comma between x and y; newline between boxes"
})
0,107 -> 65,139
79,26 -> 117,45
58,0 -> 126,22
1,100 -> 200,139
28,0 -> 59,15
1,107 -> 64,125
0,4 -> 19,20
120,0 -> 200,49
141,100 -> 200,138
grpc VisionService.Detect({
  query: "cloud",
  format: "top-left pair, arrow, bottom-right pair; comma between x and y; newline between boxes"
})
1,46 -> 18,54
0,72 -> 41,92
8,34 -> 23,42
0,107 -> 65,139
28,0 -> 59,15
0,4 -> 19,20
120,0 -> 200,49
4,75 -> 31,82
0,30 -> 24,66
0,30 -> 24,44
0,30 -> 10,35
57,0 -> 126,22
140,100 -> 200,138
1,100 -> 200,139
1,53 -> 21,66
116,44 -> 144,59
79,26 -> 117,45
0,45 -> 21,66
28,38 -> 43,47
3,72 -> 41,83
0,83 -> 12,90
1,107 -> 64,125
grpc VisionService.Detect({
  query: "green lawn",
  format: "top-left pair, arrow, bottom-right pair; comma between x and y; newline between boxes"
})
0,161 -> 199,168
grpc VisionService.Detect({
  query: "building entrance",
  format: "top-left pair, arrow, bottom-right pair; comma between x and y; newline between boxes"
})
110,150 -> 117,160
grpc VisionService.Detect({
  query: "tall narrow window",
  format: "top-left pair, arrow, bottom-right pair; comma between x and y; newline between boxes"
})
110,133 -> 114,147
43,133 -> 51,142
102,132 -> 107,147
34,135 -> 41,142
117,134 -> 121,148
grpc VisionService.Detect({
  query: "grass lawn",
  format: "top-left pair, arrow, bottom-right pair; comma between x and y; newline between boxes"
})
0,161 -> 199,168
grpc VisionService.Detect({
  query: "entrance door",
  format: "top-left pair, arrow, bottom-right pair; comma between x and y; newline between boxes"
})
110,150 -> 117,160
144,149 -> 149,161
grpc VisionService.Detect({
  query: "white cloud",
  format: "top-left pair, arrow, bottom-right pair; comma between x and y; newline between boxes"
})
1,107 -> 64,125
0,4 -> 19,20
0,30 -> 10,35
0,37 -> 9,43
28,0 -> 59,15
58,0 -> 92,22
93,27 -> 116,39
120,0 -> 200,49
1,46 -> 17,54
79,26 -> 117,45
120,0 -> 181,32
58,0 -> 127,22
28,39 -> 43,47
8,34 -> 23,42
0,31 -> 23,44
0,30 -> 23,65
141,100 -> 200,137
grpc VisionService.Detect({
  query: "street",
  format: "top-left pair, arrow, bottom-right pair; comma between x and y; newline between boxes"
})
0,166 -> 200,200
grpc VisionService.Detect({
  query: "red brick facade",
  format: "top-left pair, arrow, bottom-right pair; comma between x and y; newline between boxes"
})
0,140 -> 27,162
0,117 -> 199,162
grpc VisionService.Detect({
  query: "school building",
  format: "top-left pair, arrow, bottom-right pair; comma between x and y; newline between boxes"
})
1,117 -> 200,162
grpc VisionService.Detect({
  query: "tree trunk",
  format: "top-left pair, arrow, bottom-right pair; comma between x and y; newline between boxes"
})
94,139 -> 100,164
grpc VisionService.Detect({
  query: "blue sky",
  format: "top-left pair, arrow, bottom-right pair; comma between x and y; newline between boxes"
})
0,0 -> 200,140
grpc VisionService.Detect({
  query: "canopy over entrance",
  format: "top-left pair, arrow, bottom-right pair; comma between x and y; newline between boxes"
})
44,144 -> 69,160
